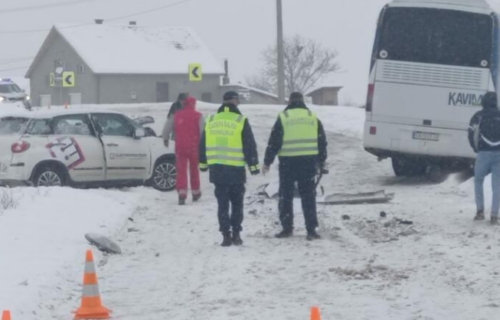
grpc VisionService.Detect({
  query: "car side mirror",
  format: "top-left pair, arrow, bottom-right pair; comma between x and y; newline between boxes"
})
134,128 -> 146,139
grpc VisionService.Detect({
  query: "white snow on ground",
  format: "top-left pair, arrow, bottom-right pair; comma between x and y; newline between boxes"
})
1,103 -> 500,320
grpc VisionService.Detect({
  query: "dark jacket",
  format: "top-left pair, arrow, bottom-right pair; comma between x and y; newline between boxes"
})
468,107 -> 500,152
168,101 -> 183,118
166,101 -> 184,140
199,103 -> 260,185
264,102 -> 328,177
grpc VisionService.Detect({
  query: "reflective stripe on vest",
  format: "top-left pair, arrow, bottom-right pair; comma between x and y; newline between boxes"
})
278,109 -> 319,157
205,110 -> 246,167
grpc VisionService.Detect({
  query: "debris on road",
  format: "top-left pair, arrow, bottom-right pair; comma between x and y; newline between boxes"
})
85,233 -> 122,254
318,190 -> 395,205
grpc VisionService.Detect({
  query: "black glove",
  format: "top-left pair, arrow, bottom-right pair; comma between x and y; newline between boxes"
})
250,169 -> 261,176
319,163 -> 329,175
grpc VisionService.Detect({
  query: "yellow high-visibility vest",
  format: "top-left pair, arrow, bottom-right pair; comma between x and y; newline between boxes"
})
205,109 -> 246,167
278,109 -> 319,157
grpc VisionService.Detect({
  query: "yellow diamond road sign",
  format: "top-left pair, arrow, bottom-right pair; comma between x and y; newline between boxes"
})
189,63 -> 202,82
63,71 -> 75,87
49,73 -> 55,87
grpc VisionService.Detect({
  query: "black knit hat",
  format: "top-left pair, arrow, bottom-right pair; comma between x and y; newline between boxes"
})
177,93 -> 189,101
482,92 -> 497,109
223,91 -> 240,101
289,92 -> 304,102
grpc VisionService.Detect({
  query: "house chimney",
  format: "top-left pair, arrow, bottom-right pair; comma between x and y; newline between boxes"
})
95,19 -> 104,25
223,59 -> 230,85
129,21 -> 137,26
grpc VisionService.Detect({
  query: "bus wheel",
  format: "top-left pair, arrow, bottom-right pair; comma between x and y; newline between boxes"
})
392,158 -> 427,177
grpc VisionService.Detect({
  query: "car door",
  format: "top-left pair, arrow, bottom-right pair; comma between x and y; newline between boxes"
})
47,114 -> 105,182
90,113 -> 150,180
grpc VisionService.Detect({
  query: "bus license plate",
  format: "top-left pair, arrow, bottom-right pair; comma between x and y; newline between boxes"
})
413,132 -> 439,141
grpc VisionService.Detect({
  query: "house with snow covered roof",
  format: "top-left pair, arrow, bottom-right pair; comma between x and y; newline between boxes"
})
306,85 -> 343,106
26,21 -> 225,106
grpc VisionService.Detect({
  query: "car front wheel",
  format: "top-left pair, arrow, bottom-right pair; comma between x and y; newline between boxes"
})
33,166 -> 66,187
150,158 -> 177,192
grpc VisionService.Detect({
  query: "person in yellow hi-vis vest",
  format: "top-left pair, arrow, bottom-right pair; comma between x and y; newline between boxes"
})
199,91 -> 260,247
263,92 -> 328,241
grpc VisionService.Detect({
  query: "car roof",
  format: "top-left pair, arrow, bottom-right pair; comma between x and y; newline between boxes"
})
0,109 -> 124,119
0,80 -> 15,85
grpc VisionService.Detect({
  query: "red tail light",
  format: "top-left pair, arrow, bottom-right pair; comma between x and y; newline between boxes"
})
11,141 -> 30,153
366,84 -> 375,112
370,126 -> 377,135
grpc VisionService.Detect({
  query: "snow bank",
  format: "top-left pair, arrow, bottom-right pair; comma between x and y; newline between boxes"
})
0,187 -> 144,317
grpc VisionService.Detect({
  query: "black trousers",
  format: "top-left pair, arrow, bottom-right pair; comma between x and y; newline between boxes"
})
278,162 -> 318,232
214,184 -> 246,234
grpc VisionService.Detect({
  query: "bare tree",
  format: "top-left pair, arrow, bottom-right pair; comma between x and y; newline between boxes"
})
247,35 -> 339,96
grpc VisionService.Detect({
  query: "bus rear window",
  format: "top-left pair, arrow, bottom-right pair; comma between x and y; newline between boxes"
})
378,7 -> 493,67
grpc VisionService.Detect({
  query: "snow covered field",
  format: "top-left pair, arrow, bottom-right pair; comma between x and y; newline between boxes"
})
1,103 -> 500,320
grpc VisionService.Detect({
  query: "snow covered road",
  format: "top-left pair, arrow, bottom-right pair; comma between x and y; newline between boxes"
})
2,104 -> 500,319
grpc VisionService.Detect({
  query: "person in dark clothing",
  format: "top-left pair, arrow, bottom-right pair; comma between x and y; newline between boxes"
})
168,93 -> 189,118
468,92 -> 500,225
199,91 -> 260,246
165,93 -> 188,141
263,92 -> 328,240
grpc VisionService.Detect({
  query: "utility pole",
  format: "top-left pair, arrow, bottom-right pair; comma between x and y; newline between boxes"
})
276,0 -> 286,104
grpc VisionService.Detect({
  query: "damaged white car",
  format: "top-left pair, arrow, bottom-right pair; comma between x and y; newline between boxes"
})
0,110 -> 177,191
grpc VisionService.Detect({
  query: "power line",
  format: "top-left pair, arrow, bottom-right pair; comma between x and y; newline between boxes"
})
106,0 -> 197,22
0,23 -> 90,35
0,0 -> 197,35
0,66 -> 30,73
0,58 -> 34,66
0,56 -> 34,63
0,0 -> 104,14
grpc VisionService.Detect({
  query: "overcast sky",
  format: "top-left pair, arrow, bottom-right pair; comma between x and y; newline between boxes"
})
2,0 -> 500,104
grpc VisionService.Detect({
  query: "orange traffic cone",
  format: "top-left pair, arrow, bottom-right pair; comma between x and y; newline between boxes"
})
2,310 -> 11,320
73,250 -> 111,319
311,307 -> 321,320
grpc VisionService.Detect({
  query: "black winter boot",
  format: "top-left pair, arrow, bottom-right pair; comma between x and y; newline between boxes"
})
491,216 -> 499,225
306,230 -> 321,241
232,231 -> 243,246
178,197 -> 186,206
275,229 -> 293,238
193,193 -> 202,202
474,210 -> 485,221
221,232 -> 232,247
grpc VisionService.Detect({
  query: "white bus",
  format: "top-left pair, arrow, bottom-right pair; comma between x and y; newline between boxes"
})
363,0 -> 499,176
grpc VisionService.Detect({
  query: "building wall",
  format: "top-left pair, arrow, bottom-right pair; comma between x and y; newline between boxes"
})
220,85 -> 279,105
29,33 -> 98,106
310,89 -> 340,106
98,74 -> 223,104
322,90 -> 339,106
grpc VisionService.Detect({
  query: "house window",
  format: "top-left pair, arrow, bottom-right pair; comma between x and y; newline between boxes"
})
78,64 -> 86,74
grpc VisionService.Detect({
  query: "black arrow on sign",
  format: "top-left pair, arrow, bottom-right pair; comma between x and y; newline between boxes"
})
192,66 -> 199,79
65,75 -> 73,85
